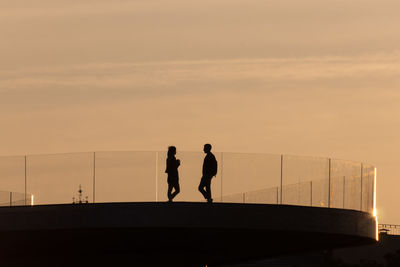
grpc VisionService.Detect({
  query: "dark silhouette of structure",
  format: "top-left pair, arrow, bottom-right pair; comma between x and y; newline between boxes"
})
165,146 -> 181,202
72,184 -> 89,204
198,144 -> 218,203
225,231 -> 398,267
0,202 -> 376,267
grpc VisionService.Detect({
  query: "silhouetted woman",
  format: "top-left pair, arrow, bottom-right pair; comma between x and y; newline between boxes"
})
165,146 -> 181,202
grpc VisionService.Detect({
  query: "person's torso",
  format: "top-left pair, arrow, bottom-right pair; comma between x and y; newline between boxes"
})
203,153 -> 216,175
166,157 -> 179,176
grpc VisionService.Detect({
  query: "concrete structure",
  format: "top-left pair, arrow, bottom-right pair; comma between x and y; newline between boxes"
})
332,232 -> 400,265
0,202 -> 376,266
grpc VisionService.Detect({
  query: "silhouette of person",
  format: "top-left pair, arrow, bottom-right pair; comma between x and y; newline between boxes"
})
198,144 -> 218,203
165,146 -> 181,202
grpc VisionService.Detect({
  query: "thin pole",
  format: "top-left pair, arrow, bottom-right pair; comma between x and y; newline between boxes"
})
93,152 -> 96,203
276,187 -> 279,204
9,192 -> 12,207
280,155 -> 283,204
220,153 -> 224,202
343,176 -> 346,209
373,168 -> 377,216
24,155 -> 27,206
360,163 -> 363,211
155,152 -> 159,202
310,181 -> 313,207
328,158 -> 331,208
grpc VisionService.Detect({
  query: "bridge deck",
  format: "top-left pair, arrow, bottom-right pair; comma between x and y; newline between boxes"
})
0,202 -> 376,266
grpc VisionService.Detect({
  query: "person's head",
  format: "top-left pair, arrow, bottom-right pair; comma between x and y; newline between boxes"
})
203,144 -> 212,153
168,146 -> 176,157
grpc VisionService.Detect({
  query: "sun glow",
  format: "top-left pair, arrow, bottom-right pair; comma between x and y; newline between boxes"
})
373,168 -> 378,240
373,168 -> 377,217
31,195 -> 34,206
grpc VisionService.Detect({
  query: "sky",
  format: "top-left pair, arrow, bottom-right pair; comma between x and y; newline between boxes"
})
1,0 -> 400,223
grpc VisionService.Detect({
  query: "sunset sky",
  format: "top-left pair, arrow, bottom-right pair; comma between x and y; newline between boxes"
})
1,0 -> 400,223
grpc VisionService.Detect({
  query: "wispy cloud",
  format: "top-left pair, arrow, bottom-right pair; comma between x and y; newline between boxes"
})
1,54 -> 400,97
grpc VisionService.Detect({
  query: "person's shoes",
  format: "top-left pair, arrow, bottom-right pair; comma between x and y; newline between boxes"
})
207,198 -> 213,203
168,198 -> 172,203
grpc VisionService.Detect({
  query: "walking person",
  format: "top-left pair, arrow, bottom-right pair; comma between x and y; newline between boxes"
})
165,146 -> 181,202
198,144 -> 218,203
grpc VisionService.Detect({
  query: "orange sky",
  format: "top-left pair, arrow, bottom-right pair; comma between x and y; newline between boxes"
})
1,0 -> 400,223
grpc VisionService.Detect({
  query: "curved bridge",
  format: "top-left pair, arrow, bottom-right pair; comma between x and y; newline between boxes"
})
0,202 -> 376,266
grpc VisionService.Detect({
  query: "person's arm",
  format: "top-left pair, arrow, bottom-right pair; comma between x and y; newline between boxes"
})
210,154 -> 217,177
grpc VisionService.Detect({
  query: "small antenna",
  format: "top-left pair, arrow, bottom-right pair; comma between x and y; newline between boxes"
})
73,184 -> 89,204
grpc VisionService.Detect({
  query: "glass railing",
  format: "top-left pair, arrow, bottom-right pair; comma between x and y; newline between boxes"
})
0,191 -> 33,206
379,224 -> 400,235
0,151 -> 376,215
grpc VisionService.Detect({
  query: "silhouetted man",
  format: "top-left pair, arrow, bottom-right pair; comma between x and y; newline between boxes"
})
165,146 -> 181,202
198,144 -> 218,203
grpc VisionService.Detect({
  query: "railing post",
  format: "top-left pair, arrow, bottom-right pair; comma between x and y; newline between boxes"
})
373,168 -> 377,216
9,192 -> 12,207
310,181 -> 313,207
343,176 -> 346,209
328,158 -> 331,208
24,155 -> 27,206
280,155 -> 283,204
360,163 -> 363,211
220,152 -> 224,202
93,152 -> 96,203
155,151 -> 159,202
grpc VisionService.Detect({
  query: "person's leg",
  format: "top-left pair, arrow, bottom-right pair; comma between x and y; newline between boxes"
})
171,183 -> 180,200
167,183 -> 173,202
198,177 -> 208,199
205,177 -> 212,202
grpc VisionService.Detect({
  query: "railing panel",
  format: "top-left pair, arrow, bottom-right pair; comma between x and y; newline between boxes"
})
27,153 -> 93,205
0,151 -> 375,216
245,187 -> 279,204
282,181 -> 312,206
311,179 -> 329,207
221,153 -> 281,202
0,156 -> 25,196
331,159 -> 362,210
330,175 -> 345,209
282,155 -> 329,206
0,191 -> 10,206
344,175 -> 362,210
362,164 -> 375,214
95,151 -> 156,203
217,193 -> 244,203
11,192 -> 31,206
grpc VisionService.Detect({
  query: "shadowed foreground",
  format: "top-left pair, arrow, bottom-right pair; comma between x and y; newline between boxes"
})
0,202 -> 376,267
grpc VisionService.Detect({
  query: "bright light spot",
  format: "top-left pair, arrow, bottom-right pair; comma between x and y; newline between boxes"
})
31,195 -> 34,206
374,168 -> 378,241
373,168 -> 377,217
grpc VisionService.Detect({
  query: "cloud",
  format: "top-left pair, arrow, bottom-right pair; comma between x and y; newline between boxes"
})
2,0 -> 400,69
1,53 -> 400,97
2,52 -> 400,82
1,53 -> 399,155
